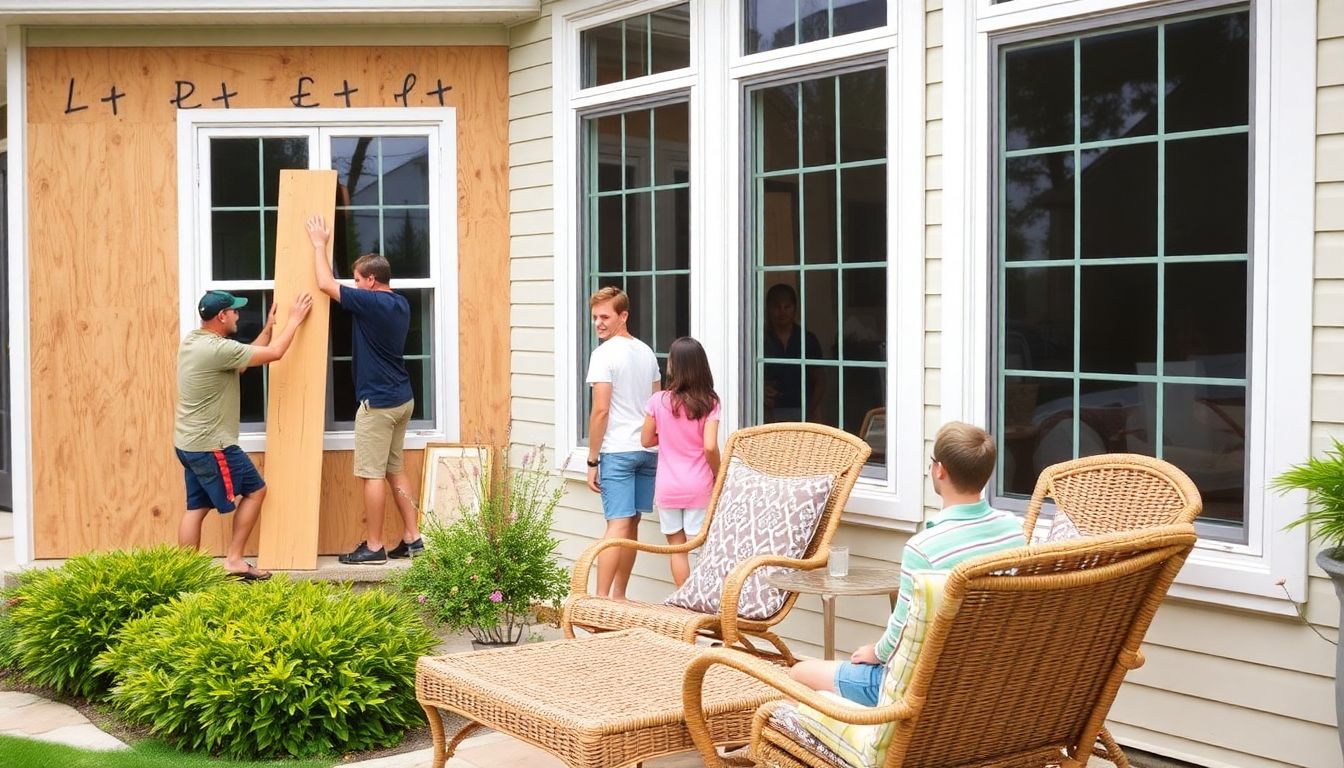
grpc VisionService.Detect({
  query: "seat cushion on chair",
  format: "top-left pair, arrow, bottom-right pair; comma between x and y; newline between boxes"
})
793,572 -> 949,768
768,703 -> 851,766
664,457 -> 833,621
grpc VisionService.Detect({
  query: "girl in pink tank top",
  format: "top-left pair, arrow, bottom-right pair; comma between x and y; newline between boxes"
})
641,337 -> 722,587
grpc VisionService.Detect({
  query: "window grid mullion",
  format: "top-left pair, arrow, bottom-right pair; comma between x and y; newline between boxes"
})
1001,124 -> 1248,159
1071,37 -> 1082,459
794,82 -> 807,407
1155,20 -> 1168,458
996,47 -> 1009,488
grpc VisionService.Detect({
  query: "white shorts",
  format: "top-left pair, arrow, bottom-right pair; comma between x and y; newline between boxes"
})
658,506 -> 706,536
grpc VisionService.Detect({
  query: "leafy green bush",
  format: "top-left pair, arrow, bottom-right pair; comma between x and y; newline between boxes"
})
398,448 -> 569,644
96,578 -> 436,759
4,546 -> 227,696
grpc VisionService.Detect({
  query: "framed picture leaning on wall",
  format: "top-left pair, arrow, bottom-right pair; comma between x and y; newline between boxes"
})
419,444 -> 493,525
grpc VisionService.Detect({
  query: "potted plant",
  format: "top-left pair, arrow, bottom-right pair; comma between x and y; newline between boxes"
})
400,446 -> 570,649
1274,438 -> 1344,755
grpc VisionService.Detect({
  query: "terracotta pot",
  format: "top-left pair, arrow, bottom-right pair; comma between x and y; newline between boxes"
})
1314,547 -> 1344,758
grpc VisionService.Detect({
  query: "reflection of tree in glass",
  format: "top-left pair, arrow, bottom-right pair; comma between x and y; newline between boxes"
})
389,210 -> 428,274
1005,154 -> 1073,261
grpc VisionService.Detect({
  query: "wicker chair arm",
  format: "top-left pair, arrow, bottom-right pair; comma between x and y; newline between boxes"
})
718,554 -> 828,646
682,648 -> 913,767
568,536 -> 705,594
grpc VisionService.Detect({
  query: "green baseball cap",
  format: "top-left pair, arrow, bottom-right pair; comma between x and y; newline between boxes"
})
198,290 -> 248,320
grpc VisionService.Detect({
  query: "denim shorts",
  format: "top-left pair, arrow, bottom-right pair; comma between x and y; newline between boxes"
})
833,661 -> 884,707
176,445 -> 265,514
598,450 -> 657,520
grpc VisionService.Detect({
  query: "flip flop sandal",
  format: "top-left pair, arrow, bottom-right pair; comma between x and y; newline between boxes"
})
227,565 -> 272,581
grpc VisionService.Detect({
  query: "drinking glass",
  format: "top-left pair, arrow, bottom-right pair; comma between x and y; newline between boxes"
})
828,546 -> 850,578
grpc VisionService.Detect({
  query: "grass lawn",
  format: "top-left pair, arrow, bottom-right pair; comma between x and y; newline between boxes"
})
0,734 -> 333,768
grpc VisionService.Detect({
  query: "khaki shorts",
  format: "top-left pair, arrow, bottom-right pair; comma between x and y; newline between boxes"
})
353,399 -> 414,479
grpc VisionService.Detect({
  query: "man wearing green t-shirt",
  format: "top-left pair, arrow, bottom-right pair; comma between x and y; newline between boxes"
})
174,289 -> 312,580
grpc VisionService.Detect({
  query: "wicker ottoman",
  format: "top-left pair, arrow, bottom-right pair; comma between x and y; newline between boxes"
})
415,628 -> 781,768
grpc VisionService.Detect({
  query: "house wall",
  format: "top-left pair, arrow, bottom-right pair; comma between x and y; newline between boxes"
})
510,1 -> 1344,766
24,42 -> 510,558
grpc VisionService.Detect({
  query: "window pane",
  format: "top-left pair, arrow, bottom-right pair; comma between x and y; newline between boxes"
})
745,0 -> 885,54
333,137 -> 379,206
1165,134 -> 1249,255
1079,263 -> 1156,374
758,84 -> 800,173
807,364 -> 841,428
261,138 -> 310,207
1165,12 -> 1250,133
762,176 -> 801,266
1080,143 -> 1157,258
626,274 -> 654,342
231,290 -> 273,427
330,360 -> 357,423
801,77 -> 837,167
595,195 -> 623,273
380,137 -> 430,206
838,68 -> 885,162
840,165 -> 886,263
654,274 -> 690,353
999,376 -> 1074,496
626,191 -> 653,271
623,109 -> 651,189
1079,378 -> 1156,458
1004,265 -> 1073,372
383,208 -> 430,278
803,270 -> 838,359
263,210 -> 278,280
582,4 -> 690,87
211,138 -> 259,207
1164,261 -> 1246,377
653,102 -> 689,185
406,357 -> 434,422
1080,27 -> 1157,142
650,5 -> 691,74
843,367 -> 886,454
1164,383 -> 1245,524
841,268 -> 885,361
1005,152 -> 1074,262
1003,41 -> 1074,151
803,170 -> 837,264
654,188 -> 689,270
333,209 -> 380,279
211,211 -> 262,281
594,115 -> 623,193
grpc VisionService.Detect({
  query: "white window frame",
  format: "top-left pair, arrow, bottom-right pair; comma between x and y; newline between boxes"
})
941,0 -> 1316,613
552,0 -> 926,527
176,108 -> 461,452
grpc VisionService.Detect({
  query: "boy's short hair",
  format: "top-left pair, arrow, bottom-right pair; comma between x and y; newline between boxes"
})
589,286 -> 629,314
352,253 -> 391,284
933,421 -> 997,493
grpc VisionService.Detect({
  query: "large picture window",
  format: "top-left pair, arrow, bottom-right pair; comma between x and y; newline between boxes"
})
749,67 -> 889,475
191,116 -> 454,441
993,9 -> 1251,536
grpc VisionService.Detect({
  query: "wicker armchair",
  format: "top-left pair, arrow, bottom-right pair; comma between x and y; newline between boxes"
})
1023,454 -> 1203,768
1023,453 -> 1203,537
682,526 -> 1199,768
562,423 -> 872,664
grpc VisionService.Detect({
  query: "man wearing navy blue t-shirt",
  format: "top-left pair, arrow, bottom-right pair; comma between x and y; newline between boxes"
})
306,215 -> 422,564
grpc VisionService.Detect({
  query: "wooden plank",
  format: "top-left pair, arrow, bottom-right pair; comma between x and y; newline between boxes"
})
257,169 -> 337,570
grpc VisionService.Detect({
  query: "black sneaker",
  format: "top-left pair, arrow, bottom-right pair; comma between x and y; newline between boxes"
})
339,541 -> 387,564
388,537 -> 425,559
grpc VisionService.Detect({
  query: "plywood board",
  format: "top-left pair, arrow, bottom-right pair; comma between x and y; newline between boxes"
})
26,46 -> 510,557
257,170 -> 337,570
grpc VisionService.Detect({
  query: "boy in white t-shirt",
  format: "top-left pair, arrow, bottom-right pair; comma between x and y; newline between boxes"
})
585,286 -> 662,600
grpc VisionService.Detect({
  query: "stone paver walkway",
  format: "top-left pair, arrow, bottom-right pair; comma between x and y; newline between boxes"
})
0,690 -> 127,751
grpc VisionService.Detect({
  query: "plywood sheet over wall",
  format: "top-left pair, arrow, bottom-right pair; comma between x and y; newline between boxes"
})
26,45 -> 510,558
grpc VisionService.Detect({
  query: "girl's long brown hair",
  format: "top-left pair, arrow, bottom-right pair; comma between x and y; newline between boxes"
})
665,337 -> 719,421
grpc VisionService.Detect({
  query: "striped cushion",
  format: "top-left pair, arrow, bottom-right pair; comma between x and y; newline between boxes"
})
792,571 -> 948,768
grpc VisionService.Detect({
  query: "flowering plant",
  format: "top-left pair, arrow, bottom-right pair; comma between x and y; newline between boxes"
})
398,446 -> 569,645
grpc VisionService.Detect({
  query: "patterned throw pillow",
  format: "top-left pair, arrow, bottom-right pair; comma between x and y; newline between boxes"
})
792,571 -> 949,768
1044,510 -> 1082,543
664,457 -> 833,621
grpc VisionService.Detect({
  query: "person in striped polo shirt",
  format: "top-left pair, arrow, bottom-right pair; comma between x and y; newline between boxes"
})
789,421 -> 1024,706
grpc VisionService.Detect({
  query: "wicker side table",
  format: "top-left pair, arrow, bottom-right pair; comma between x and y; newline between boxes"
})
415,628 -> 780,768
765,566 -> 903,660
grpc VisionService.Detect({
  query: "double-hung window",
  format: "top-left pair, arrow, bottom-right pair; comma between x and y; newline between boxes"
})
182,111 -> 459,448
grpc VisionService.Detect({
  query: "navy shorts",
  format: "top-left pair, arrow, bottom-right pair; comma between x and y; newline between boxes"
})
176,446 -> 265,514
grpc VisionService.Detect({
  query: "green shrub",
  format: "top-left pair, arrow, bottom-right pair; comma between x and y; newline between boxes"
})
96,578 -> 436,759
4,546 -> 227,696
397,448 -> 569,644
